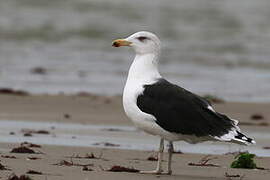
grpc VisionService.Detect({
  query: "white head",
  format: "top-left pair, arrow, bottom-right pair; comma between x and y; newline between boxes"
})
112,31 -> 161,55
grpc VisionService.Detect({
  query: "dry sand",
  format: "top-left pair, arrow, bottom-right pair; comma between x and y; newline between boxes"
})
0,94 -> 270,180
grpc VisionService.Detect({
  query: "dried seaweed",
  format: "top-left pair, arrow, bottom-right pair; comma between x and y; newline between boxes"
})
0,163 -> 10,171
93,142 -> 120,147
53,160 -> 73,166
173,150 -> 183,154
66,153 -> 96,159
82,166 -> 93,171
225,172 -> 241,178
10,146 -> 36,154
101,128 -> 124,132
53,159 -> 93,167
0,88 -> 29,96
147,155 -> 158,161
18,175 -> 33,180
21,142 -> 42,148
1,155 -> 17,159
188,155 -> 220,167
107,165 -> 139,173
8,174 -> 20,180
27,156 -> 41,160
21,129 -> 50,135
26,170 -> 42,175
256,167 -> 268,170
65,152 -> 108,161
224,172 -> 245,180
83,153 -> 96,159
64,114 -> 71,119
8,174 -> 33,180
250,114 -> 264,120
188,162 -> 220,167
30,67 -> 47,75
23,133 -> 32,137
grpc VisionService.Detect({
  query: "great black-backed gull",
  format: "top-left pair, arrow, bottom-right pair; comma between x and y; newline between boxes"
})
112,31 -> 255,175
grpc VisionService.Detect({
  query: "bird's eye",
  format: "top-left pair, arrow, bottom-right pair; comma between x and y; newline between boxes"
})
137,36 -> 149,42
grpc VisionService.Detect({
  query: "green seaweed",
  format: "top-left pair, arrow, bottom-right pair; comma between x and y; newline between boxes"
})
231,153 -> 257,169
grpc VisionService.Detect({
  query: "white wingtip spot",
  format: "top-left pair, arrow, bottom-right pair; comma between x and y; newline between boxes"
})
207,105 -> 215,112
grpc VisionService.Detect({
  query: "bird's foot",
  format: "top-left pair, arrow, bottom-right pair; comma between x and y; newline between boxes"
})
140,169 -> 163,175
140,169 -> 172,175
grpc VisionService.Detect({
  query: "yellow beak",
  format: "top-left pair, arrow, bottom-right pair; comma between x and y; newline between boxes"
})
112,39 -> 132,47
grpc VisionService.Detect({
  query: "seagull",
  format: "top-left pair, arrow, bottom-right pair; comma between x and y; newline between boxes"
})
112,31 -> 255,175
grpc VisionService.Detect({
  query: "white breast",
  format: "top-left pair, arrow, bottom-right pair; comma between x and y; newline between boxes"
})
123,78 -> 156,128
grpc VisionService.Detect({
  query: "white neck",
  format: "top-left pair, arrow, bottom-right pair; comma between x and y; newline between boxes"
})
127,53 -> 161,83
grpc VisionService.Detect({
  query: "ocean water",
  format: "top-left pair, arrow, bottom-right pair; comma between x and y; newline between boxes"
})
0,0 -> 270,102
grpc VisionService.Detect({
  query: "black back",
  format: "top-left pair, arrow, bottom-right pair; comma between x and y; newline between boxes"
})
137,79 -> 234,137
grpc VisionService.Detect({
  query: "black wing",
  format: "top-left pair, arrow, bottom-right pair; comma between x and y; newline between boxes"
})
137,79 -> 234,137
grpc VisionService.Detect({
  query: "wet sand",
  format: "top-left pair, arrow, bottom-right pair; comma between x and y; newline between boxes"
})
0,94 -> 269,125
1,143 -> 270,180
0,94 -> 270,179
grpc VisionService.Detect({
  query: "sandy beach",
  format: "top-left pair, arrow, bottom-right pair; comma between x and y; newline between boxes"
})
0,94 -> 270,180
